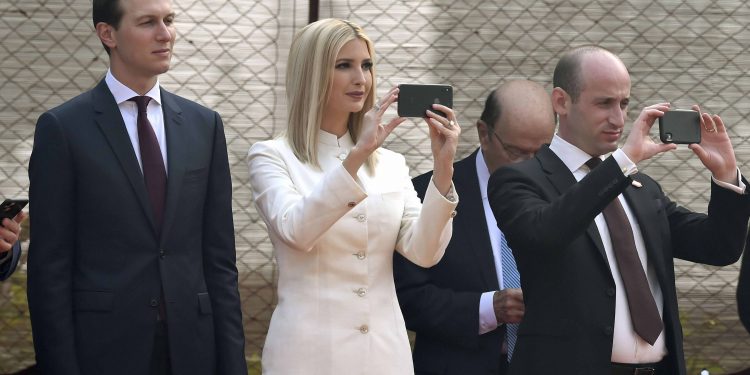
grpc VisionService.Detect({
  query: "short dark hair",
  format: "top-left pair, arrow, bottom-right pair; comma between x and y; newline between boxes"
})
552,46 -> 608,102
93,0 -> 124,55
479,89 -> 502,130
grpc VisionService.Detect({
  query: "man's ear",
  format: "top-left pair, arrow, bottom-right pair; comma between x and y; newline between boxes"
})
551,87 -> 570,117
95,22 -> 116,51
477,120 -> 491,147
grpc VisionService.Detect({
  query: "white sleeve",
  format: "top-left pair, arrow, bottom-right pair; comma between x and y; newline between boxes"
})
394,163 -> 459,267
247,141 -> 367,252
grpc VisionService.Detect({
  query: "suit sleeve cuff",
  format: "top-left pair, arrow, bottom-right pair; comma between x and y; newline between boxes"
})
479,291 -> 499,334
613,149 -> 638,176
430,179 -> 459,205
712,168 -> 746,194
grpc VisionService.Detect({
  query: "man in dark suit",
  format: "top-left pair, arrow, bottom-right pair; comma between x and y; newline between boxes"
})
394,80 -> 555,374
27,0 -> 246,374
488,46 -> 750,375
0,212 -> 26,281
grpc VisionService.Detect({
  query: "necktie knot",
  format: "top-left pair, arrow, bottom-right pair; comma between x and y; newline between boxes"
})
129,96 -> 152,114
585,157 -> 602,170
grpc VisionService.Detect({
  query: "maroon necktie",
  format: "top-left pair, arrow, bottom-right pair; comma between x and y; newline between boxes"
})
129,96 -> 166,234
586,157 -> 663,345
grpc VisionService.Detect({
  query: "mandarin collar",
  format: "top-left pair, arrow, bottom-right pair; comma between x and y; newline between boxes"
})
319,129 -> 355,149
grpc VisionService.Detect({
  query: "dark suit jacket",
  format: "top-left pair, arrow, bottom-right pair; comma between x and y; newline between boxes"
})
394,150 -> 507,374
27,80 -> 246,375
0,242 -> 21,281
487,145 -> 750,375
738,242 -> 750,334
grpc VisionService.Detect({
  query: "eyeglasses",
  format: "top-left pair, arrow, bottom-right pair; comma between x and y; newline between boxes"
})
491,131 -> 534,162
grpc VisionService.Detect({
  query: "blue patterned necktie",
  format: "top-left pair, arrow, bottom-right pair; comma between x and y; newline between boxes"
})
500,230 -> 521,360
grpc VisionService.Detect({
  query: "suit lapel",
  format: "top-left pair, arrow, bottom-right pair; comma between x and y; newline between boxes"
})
455,151 -> 500,290
160,89 -> 185,244
537,146 -> 608,263
93,80 -> 156,232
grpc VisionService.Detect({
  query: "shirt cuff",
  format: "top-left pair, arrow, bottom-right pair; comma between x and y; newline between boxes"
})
712,168 -> 746,194
612,149 -> 638,176
479,291 -> 499,335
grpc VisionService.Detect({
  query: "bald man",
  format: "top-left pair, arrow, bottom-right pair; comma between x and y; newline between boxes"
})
488,46 -> 749,375
394,80 -> 555,375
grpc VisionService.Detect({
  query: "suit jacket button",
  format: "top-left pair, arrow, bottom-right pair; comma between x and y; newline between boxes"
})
359,324 -> 369,334
603,325 -> 613,336
150,299 -> 159,307
606,287 -> 615,297
159,249 -> 166,259
347,202 -> 357,208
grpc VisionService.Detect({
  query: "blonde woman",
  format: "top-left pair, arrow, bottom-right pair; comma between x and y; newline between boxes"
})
248,18 -> 460,374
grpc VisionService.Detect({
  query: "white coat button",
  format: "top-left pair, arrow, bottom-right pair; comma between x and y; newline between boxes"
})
359,324 -> 369,334
338,153 -> 347,161
355,287 -> 367,297
355,251 -> 366,260
357,214 -> 366,222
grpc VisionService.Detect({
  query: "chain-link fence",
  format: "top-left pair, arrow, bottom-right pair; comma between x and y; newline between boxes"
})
2,0 -> 750,373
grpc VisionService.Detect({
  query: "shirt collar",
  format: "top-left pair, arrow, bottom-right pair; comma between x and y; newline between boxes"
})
105,69 -> 162,106
549,134 -> 604,173
476,147 -> 491,200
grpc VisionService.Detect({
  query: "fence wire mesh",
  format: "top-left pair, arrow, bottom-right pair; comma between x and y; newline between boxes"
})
1,0 -> 749,373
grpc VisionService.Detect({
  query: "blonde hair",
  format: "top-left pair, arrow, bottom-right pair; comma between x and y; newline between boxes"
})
285,18 -> 377,170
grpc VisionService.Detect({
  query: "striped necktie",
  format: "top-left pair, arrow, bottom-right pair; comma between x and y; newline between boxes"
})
500,230 -> 521,360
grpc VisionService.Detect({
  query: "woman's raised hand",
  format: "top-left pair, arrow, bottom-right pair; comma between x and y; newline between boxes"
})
344,87 -> 406,176
355,86 -> 406,154
424,104 -> 460,195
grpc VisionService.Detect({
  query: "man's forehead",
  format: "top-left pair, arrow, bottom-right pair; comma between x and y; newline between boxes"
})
121,0 -> 174,17
579,69 -> 631,100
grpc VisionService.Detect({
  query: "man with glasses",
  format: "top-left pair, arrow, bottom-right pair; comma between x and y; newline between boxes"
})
394,80 -> 555,374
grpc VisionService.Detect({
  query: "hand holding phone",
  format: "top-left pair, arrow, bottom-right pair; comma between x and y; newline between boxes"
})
0,199 -> 28,223
397,84 -> 453,118
659,109 -> 701,144
0,199 -> 27,251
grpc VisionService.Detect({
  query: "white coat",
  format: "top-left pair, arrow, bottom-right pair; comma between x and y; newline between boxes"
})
248,130 -> 458,374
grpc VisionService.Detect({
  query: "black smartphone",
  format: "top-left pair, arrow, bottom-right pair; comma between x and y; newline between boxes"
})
397,84 -> 453,118
0,199 -> 28,222
659,109 -> 701,144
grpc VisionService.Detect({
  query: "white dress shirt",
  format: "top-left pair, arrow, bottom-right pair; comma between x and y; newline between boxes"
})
549,134 -> 745,363
476,148 -> 511,335
104,70 -> 168,173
